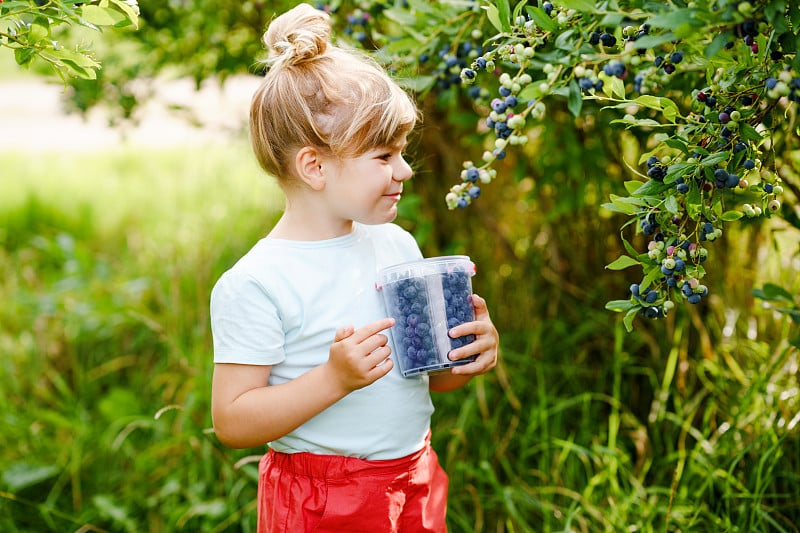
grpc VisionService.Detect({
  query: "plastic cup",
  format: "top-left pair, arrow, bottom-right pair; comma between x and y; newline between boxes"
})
377,255 -> 477,377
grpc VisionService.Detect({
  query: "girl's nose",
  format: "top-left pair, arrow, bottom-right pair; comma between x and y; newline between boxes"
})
394,156 -> 413,181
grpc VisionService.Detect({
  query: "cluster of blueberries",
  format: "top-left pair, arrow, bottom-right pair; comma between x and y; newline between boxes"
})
639,212 -> 659,236
629,284 -> 666,318
383,269 -> 475,375
713,167 -> 741,189
423,41 -> 485,91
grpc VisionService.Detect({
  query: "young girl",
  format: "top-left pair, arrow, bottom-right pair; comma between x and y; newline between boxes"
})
210,4 -> 499,532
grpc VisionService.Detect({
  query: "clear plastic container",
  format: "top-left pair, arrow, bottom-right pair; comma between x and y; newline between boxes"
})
377,255 -> 477,377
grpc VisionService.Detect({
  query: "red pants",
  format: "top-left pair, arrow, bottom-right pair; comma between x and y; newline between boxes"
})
257,437 -> 448,533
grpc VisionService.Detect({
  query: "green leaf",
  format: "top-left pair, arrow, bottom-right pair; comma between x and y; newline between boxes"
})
752,283 -> 795,302
397,75 -> 435,93
623,307 -> 638,332
81,4 -> 126,26
29,17 -> 50,44
664,162 -> 694,184
739,122 -> 764,143
633,179 -> 670,196
601,201 -> 635,215
497,0 -> 512,33
598,73 -> 626,99
518,83 -> 539,100
606,255 -> 640,270
612,117 -> 662,128
606,299 -> 637,312
109,0 -> 141,28
525,6 -> 557,33
664,195 -> 679,215
383,8 -> 418,26
559,0 -> 597,12
699,151 -> 730,167
630,32 -> 678,49
720,210 -> 743,221
2,462 -> 59,491
567,78 -> 582,117
633,95 -> 662,109
705,31 -> 732,58
642,265 -> 663,288
484,4 -> 503,34
660,97 -> 679,122
14,47 -> 35,67
647,9 -> 703,32
624,180 -> 645,194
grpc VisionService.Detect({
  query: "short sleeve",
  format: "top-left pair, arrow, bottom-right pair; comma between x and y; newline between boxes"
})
210,270 -> 286,365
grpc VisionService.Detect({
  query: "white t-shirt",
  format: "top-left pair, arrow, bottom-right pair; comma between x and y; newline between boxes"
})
210,222 -> 434,459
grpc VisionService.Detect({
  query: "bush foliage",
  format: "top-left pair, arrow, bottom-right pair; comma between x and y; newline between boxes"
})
2,1 -> 800,531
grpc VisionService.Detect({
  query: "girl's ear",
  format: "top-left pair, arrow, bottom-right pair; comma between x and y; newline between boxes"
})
294,146 -> 327,191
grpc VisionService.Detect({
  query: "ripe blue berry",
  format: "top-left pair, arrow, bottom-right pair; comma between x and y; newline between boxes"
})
579,77 -> 595,91
599,33 -> 616,47
669,51 -> 683,64
467,185 -> 481,198
466,167 -> 480,182
491,98 -> 507,113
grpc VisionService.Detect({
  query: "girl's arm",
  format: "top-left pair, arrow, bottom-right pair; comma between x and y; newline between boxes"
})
211,318 -> 395,448
429,294 -> 499,393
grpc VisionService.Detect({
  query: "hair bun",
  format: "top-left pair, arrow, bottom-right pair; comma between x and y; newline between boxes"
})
265,3 -> 331,67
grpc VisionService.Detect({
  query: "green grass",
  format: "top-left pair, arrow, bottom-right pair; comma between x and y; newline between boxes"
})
1,139 -> 798,532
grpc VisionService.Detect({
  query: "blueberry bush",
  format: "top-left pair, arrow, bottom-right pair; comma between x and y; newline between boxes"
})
322,0 -> 799,331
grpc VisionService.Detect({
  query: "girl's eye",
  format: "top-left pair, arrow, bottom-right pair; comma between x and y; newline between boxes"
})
378,153 -> 393,161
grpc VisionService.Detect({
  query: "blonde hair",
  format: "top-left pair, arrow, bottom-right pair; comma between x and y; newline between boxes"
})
250,3 -> 418,182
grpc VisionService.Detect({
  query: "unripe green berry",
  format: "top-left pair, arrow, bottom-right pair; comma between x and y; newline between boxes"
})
737,1 -> 753,15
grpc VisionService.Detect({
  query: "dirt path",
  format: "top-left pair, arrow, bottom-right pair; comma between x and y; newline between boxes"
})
0,75 -> 261,152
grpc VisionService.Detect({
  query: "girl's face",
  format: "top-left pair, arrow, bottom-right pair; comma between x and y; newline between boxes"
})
322,137 -> 413,226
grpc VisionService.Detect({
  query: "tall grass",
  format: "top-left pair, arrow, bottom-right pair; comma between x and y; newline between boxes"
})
1,138 -> 798,532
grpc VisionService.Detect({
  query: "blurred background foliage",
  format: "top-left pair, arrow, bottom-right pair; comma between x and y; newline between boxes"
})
2,0 -> 800,531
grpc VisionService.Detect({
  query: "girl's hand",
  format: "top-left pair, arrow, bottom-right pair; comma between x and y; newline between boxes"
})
445,294 -> 499,376
325,318 -> 395,393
